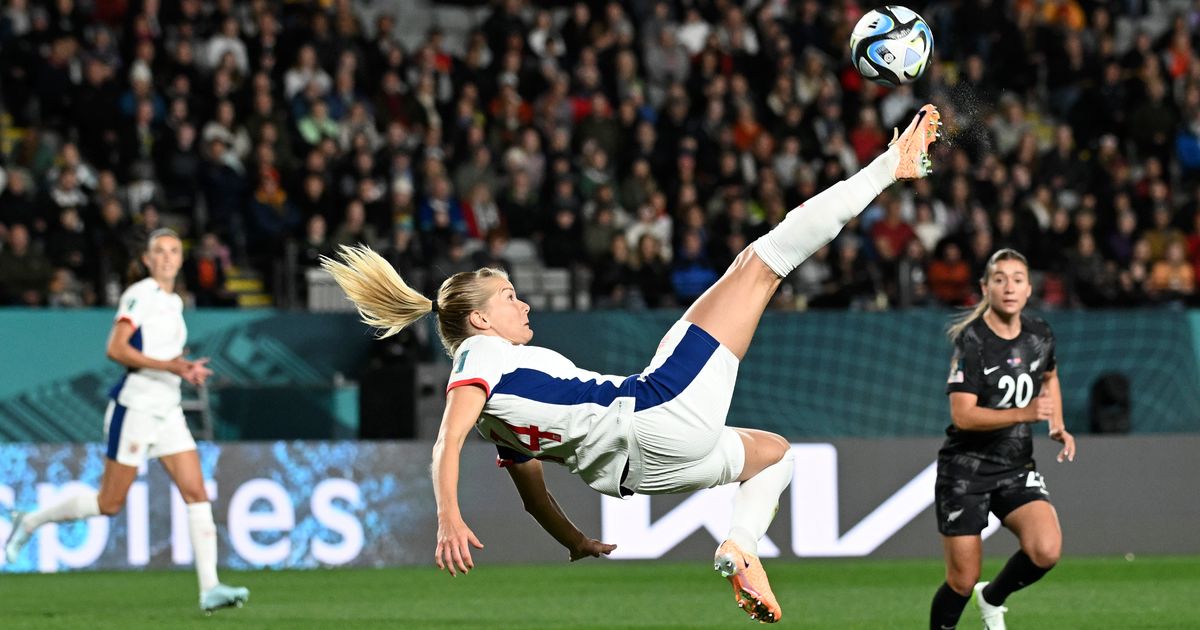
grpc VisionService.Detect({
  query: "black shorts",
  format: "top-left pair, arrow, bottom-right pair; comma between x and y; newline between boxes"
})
934,463 -> 1051,536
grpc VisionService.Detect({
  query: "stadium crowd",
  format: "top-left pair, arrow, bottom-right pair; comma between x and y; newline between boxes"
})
1,0 -> 1200,311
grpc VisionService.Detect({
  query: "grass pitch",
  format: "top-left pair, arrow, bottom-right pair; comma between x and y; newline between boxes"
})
2,555 -> 1197,628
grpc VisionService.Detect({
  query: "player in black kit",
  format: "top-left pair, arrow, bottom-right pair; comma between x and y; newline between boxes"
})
928,249 -> 1077,630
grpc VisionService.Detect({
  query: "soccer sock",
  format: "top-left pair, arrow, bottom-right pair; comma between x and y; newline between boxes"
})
929,581 -> 971,629
982,550 -> 1053,606
187,501 -> 220,592
22,492 -> 101,530
726,449 -> 795,556
752,147 -> 899,278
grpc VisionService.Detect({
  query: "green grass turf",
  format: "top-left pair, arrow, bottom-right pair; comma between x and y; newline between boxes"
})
1,555 -> 1197,629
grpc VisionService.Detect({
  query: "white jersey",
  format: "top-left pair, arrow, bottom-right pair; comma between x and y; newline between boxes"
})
447,334 -> 638,498
108,277 -> 186,415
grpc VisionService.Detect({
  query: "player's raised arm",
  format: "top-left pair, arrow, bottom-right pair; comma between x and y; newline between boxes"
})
505,458 -> 616,563
432,384 -> 487,576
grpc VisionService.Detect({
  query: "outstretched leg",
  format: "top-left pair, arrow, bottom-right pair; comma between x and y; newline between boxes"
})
5,459 -> 133,564
685,105 -> 941,360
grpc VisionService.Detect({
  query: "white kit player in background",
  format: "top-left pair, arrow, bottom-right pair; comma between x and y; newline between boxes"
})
4,229 -> 250,615
323,106 -> 941,624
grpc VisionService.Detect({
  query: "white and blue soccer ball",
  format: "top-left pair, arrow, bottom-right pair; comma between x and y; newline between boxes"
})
849,5 -> 934,87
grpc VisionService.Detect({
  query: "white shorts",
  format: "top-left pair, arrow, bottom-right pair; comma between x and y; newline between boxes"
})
625,321 -> 746,495
104,401 -> 197,467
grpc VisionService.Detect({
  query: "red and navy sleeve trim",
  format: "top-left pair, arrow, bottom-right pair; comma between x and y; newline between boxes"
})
446,378 -> 490,397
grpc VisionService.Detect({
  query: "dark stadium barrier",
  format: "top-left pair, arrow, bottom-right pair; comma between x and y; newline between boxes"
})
3,309 -> 1200,441
519,309 -> 1200,435
1,437 -> 1198,572
0,309 -> 374,442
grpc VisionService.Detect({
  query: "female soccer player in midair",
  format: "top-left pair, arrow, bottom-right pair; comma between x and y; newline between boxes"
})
323,106 -> 942,624
5,229 -> 250,614
929,248 -> 1077,630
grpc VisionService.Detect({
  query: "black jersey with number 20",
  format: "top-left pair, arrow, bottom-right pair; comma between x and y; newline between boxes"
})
942,314 -> 1057,476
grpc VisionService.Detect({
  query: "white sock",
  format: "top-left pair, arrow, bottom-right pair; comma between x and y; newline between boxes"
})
727,450 -> 795,557
187,502 -> 220,592
23,492 -> 101,530
752,148 -> 900,277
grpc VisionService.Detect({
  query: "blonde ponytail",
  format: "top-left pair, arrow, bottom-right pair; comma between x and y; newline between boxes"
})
947,300 -> 990,342
321,243 -> 511,357
946,247 -> 1029,342
320,244 -> 432,339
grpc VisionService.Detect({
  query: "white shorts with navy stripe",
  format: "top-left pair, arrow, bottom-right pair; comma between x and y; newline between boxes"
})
626,320 -> 745,495
104,401 -> 197,467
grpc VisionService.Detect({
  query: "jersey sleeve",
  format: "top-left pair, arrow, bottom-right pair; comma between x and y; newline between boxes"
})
1044,327 -> 1057,373
945,330 -> 983,396
496,444 -> 533,467
114,284 -> 148,328
446,338 -> 504,397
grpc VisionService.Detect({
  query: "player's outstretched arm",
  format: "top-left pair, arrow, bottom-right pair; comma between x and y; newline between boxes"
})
1042,370 -> 1076,462
506,459 -> 617,563
949,391 -> 1053,431
432,385 -> 487,576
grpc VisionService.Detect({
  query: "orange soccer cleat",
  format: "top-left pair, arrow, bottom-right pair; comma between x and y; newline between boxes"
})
714,539 -> 782,624
889,103 -> 942,180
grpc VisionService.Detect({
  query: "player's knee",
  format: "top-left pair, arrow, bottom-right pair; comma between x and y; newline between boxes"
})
946,571 -> 979,596
97,497 -> 125,516
1027,542 -> 1060,569
769,435 -> 792,465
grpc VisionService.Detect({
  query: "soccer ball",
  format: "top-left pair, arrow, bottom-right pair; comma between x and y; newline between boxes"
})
849,6 -> 934,87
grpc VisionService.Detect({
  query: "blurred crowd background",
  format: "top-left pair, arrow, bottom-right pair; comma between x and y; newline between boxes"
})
2,0 -> 1200,312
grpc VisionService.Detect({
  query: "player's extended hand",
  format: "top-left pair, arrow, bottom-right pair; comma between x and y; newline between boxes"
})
435,516 -> 484,576
569,538 -> 617,562
183,358 -> 213,386
1049,426 -> 1076,463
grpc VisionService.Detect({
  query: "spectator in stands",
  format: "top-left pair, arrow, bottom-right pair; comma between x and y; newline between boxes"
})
285,44 -> 331,101
184,232 -> 236,308
929,241 -> 974,307
334,200 -> 380,250
871,195 -> 915,268
0,0 -> 1197,314
671,228 -> 720,306
202,100 -> 251,161
471,228 -> 513,277
542,204 -> 586,270
46,267 -> 89,307
897,239 -> 932,307
626,197 -> 673,263
249,167 -> 300,265
417,176 -> 467,258
0,168 -> 38,233
383,223 -> 423,281
633,233 -> 674,309
298,99 -> 340,148
1117,238 -> 1154,307
45,206 -> 90,277
1144,205 -> 1185,262
0,224 -> 52,305
1147,240 -> 1195,304
591,232 -> 637,309
826,237 -> 878,309
1067,232 -> 1116,307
